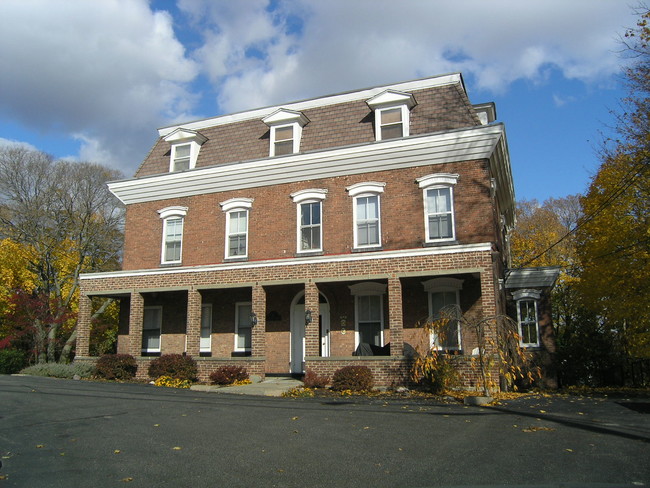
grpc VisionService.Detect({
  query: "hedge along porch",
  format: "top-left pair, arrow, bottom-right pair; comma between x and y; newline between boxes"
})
76,245 -> 502,387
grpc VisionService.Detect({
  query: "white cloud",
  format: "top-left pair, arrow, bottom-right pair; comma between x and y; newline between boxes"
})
0,0 -> 636,177
183,0 -> 634,112
0,0 -> 198,174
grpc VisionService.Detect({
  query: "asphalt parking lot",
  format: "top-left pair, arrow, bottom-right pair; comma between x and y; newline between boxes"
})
1,375 -> 648,487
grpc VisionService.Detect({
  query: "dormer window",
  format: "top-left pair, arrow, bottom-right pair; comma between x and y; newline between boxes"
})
262,109 -> 309,157
366,90 -> 416,141
163,128 -> 208,172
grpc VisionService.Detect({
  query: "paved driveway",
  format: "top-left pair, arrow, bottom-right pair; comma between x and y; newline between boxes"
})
0,375 -> 648,487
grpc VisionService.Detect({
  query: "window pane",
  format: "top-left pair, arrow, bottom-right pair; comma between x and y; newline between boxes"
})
431,291 -> 459,349
229,235 -> 246,256
381,124 -> 403,140
165,241 -> 181,262
381,108 -> 402,124
275,126 -> 293,141
175,144 -> 191,158
310,202 -> 320,225
275,140 -> 294,155
429,215 -> 452,239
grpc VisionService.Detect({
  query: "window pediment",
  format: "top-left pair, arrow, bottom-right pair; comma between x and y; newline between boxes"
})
291,188 -> 328,203
366,90 -> 416,110
262,109 -> 309,127
422,277 -> 464,292
157,206 -> 188,219
346,182 -> 385,197
220,197 -> 254,213
417,173 -> 460,188
349,282 -> 387,296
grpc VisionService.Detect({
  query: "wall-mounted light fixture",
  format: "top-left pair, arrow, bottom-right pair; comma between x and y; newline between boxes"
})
305,309 -> 312,325
249,312 -> 258,327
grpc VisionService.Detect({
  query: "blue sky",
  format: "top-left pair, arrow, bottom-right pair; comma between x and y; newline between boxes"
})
0,0 -> 636,202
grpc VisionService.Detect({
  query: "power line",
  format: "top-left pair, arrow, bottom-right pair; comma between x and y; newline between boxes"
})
517,156 -> 649,268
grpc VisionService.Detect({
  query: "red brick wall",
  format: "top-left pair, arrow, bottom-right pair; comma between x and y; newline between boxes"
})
122,160 -> 493,270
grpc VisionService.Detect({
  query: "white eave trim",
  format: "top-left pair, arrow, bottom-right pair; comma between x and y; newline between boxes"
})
80,242 -> 492,281
157,73 -> 463,137
109,124 -> 507,206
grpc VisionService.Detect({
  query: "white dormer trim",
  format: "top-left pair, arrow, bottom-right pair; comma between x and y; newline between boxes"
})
346,182 -> 385,197
290,188 -> 328,203
263,108 -> 309,157
367,90 -> 416,142
417,173 -> 460,188
163,128 -> 208,172
366,90 -> 416,110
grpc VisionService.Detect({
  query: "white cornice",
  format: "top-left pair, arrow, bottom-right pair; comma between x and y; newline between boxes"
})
108,124 -> 507,206
157,73 -> 463,137
80,243 -> 492,281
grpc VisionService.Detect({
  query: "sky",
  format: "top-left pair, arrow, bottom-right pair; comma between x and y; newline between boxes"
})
0,0 -> 639,202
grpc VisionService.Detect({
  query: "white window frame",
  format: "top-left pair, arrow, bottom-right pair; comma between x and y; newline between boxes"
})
346,182 -> 385,250
423,278 -> 464,351
234,302 -> 253,353
417,173 -> 459,243
291,189 -> 328,253
142,305 -> 162,354
220,198 -> 254,260
349,282 -> 386,349
200,304 -> 212,354
163,128 -> 207,172
513,289 -> 541,348
157,206 -> 188,265
366,89 -> 416,142
262,109 -> 309,157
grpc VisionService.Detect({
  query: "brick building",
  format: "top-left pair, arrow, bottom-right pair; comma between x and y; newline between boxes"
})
76,73 -> 557,388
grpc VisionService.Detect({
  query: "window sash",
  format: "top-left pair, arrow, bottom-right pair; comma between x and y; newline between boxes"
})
379,108 -> 404,140
227,210 -> 248,257
273,125 -> 295,156
299,202 -> 322,251
172,144 -> 191,171
357,295 -> 383,347
425,187 -> 454,241
236,303 -> 252,351
518,300 -> 539,346
163,217 -> 183,263
355,196 -> 380,247
142,307 -> 162,352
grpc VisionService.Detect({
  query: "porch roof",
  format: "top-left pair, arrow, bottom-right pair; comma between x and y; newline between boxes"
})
504,266 -> 560,290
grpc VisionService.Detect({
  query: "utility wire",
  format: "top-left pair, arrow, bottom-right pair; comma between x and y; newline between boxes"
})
517,156 -> 649,268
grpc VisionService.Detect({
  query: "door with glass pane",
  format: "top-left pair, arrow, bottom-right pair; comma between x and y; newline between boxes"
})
200,304 -> 212,354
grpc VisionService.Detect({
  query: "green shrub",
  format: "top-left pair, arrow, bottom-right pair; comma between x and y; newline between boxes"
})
209,365 -> 249,385
331,365 -> 374,391
20,362 -> 94,379
302,369 -> 330,388
94,354 -> 138,380
0,349 -> 27,374
147,354 -> 197,381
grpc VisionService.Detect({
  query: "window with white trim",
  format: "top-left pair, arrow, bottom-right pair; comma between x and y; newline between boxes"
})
158,206 -> 188,265
200,304 -> 212,354
513,290 -> 541,347
291,189 -> 328,253
262,109 -> 309,157
423,278 -> 463,350
142,306 -> 162,354
220,198 -> 253,259
350,282 -> 386,348
366,89 -> 416,141
417,173 -> 459,243
163,128 -> 207,172
235,302 -> 252,352
346,182 -> 385,249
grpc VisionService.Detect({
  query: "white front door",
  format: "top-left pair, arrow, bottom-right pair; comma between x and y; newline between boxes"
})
291,302 -> 330,374
291,304 -> 306,374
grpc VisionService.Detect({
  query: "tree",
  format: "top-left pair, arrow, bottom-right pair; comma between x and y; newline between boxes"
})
0,146 -> 124,362
576,7 -> 650,358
